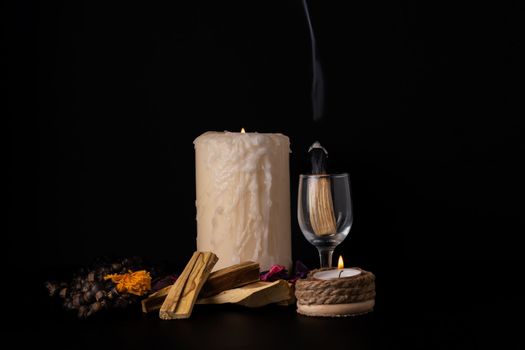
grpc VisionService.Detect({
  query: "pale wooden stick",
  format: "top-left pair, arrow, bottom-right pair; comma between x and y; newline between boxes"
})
200,261 -> 260,298
171,252 -> 218,319
142,286 -> 170,313
308,176 -> 337,236
196,280 -> 292,308
159,251 -> 200,319
159,252 -> 218,320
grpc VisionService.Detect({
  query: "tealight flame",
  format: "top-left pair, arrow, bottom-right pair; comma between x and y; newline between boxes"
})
338,255 -> 344,269
241,128 -> 246,133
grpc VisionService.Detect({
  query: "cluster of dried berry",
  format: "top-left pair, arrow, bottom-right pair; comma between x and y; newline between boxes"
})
45,257 -> 158,318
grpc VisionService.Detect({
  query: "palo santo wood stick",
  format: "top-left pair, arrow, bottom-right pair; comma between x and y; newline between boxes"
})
196,280 -> 292,308
171,252 -> 218,319
308,176 -> 337,236
142,261 -> 260,313
141,286 -> 170,313
200,261 -> 260,297
307,142 -> 337,236
158,251 -> 200,319
159,251 -> 218,320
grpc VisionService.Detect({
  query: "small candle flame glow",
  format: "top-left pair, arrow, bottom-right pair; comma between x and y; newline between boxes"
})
338,255 -> 344,269
241,128 -> 246,133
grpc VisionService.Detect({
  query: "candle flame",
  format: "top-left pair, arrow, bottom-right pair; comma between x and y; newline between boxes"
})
338,255 -> 344,269
241,128 -> 246,133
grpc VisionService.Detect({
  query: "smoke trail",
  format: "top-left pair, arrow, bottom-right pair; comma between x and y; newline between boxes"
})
302,0 -> 325,122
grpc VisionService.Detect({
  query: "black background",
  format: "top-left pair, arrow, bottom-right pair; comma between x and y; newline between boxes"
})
6,1 -> 525,348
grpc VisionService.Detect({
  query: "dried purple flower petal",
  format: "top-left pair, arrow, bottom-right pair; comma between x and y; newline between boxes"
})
288,261 -> 310,284
151,274 -> 178,292
260,265 -> 289,281
294,260 -> 309,279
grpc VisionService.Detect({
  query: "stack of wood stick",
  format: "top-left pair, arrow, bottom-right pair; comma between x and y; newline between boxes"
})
143,252 -> 294,319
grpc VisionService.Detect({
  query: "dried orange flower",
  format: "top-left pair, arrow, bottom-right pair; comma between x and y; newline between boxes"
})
104,270 -> 152,296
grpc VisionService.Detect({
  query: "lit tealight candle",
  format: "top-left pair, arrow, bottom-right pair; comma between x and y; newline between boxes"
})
312,256 -> 361,280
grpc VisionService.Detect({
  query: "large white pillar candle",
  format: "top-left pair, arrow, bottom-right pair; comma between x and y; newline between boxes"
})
194,131 -> 292,271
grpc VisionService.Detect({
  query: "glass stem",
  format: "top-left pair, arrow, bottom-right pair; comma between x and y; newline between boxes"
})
317,248 -> 334,268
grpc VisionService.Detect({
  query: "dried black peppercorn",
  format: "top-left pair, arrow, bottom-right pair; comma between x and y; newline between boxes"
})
95,290 -> 105,301
59,287 -> 68,299
111,263 -> 122,272
90,301 -> 102,314
87,272 -> 95,282
78,305 -> 88,318
72,293 -> 82,307
90,283 -> 101,294
45,282 -> 58,296
83,291 -> 94,304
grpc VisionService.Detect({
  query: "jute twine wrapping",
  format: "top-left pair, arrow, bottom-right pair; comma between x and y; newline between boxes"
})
295,268 -> 376,305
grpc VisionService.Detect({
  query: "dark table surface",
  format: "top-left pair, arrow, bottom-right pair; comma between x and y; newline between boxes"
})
30,262 -> 523,350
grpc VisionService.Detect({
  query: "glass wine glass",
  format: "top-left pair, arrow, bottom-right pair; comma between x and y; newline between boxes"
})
298,173 -> 353,268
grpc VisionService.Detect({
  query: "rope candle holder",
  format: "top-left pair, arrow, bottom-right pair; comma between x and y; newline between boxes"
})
295,268 -> 376,317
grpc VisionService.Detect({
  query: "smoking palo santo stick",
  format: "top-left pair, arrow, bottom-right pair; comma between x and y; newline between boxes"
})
307,142 -> 337,236
308,176 -> 337,236
159,251 -> 218,320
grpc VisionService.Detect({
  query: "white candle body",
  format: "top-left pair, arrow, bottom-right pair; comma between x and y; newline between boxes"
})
313,268 -> 362,280
194,131 -> 292,271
